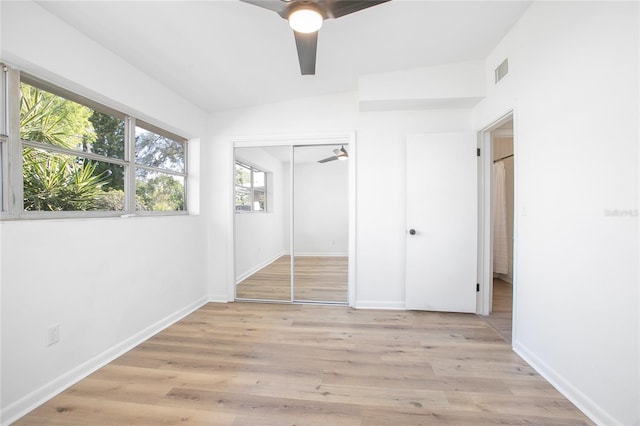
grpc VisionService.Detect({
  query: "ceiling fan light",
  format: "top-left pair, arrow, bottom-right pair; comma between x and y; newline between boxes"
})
288,8 -> 323,33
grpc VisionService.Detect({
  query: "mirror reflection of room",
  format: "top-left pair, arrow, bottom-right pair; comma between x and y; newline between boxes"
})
234,146 -> 291,301
234,145 -> 348,304
293,145 -> 348,303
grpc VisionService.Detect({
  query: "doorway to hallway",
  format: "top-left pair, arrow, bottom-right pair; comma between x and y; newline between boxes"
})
478,114 -> 515,343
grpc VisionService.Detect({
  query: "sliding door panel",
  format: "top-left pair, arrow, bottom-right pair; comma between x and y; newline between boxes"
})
234,146 -> 292,301
293,145 -> 349,303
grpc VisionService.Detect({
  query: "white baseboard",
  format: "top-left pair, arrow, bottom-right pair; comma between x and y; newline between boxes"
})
513,339 -> 619,426
1,296 -> 209,426
355,300 -> 405,310
293,253 -> 348,257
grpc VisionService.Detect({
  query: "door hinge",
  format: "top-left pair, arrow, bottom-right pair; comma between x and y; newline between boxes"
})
476,283 -> 480,292
477,148 -> 481,157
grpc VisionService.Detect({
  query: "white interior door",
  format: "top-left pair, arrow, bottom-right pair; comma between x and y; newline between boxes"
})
405,133 -> 477,313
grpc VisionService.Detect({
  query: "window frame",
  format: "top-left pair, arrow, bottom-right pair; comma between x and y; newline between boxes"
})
0,65 -> 189,220
235,160 -> 267,213
1,64 -> 8,212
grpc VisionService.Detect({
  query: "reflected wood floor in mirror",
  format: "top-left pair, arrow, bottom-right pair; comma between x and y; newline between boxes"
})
236,255 -> 348,303
15,303 -> 593,425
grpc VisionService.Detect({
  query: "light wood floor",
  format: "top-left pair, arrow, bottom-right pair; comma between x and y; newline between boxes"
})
15,303 -> 593,425
480,279 -> 513,344
236,256 -> 348,303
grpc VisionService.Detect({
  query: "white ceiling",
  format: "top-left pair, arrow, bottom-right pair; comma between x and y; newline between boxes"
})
36,0 -> 532,113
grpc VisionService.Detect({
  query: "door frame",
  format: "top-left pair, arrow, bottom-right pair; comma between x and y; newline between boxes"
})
477,111 -> 516,316
229,132 -> 357,307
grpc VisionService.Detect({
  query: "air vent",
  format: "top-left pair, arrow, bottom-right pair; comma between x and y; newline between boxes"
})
495,58 -> 509,83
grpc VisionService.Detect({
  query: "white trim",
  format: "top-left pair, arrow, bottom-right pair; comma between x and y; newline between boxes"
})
478,127 -> 492,315
232,132 -> 352,148
289,253 -> 348,257
227,139 -> 236,302
355,300 -> 405,310
208,294 -> 230,304
289,145 -> 294,302
513,341 -> 617,426
0,296 -> 208,426
347,135 -> 357,308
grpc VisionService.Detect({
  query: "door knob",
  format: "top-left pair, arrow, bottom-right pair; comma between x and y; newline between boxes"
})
409,229 -> 416,235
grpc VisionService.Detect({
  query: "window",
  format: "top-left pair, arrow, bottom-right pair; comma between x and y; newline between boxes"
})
235,161 -> 266,212
135,124 -> 186,211
1,64 -> 188,218
20,79 -> 127,212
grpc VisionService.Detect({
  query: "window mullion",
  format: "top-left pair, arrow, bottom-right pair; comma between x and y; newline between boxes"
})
6,66 -> 22,217
183,140 -> 188,212
21,140 -> 129,167
0,64 -> 8,213
1,64 -> 7,137
135,163 -> 187,177
250,168 -> 255,211
125,116 -> 136,214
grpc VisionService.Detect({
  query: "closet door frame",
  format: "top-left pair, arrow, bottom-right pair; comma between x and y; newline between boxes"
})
230,132 -> 357,307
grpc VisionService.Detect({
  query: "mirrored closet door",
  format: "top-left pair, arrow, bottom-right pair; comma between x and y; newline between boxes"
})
292,145 -> 348,303
234,146 -> 291,301
234,144 -> 349,304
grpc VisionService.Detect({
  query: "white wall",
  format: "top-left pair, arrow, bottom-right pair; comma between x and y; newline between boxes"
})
358,60 -> 486,111
473,2 -> 639,425
1,217 -> 207,421
234,147 -> 286,281
0,2 -> 208,423
204,91 -> 473,307
293,157 -> 348,256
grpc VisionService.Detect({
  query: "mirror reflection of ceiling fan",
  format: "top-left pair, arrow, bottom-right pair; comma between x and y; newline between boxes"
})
239,0 -> 391,75
318,145 -> 348,163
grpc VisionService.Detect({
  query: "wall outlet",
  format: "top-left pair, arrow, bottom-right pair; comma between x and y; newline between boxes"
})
47,324 -> 60,346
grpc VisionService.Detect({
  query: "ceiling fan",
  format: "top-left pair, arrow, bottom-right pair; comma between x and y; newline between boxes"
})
318,145 -> 348,163
239,0 -> 390,75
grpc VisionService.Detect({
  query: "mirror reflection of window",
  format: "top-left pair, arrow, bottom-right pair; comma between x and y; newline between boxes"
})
235,161 -> 267,212
253,170 -> 266,211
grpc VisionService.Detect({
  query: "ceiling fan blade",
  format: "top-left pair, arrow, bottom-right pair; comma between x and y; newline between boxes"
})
240,0 -> 389,75
293,30 -> 318,75
318,156 -> 338,163
238,0 -> 289,17
321,0 -> 391,19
